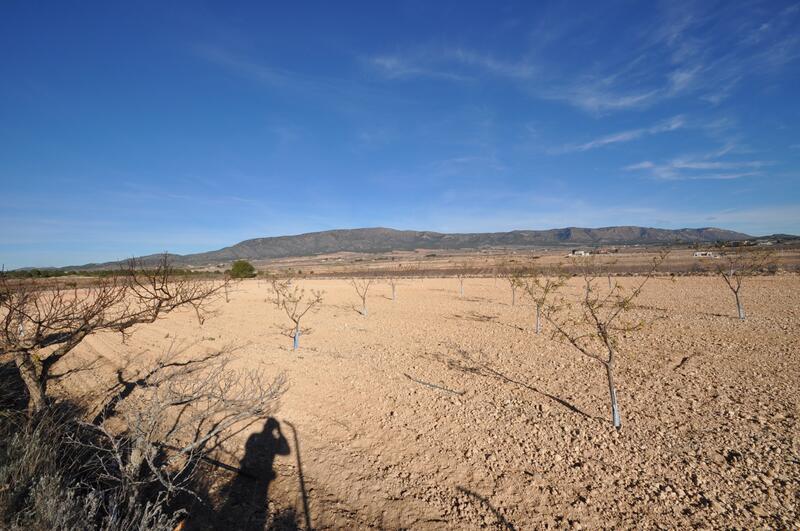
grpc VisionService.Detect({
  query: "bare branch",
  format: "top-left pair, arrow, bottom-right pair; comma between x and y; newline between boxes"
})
0,254 -> 228,411
268,277 -> 324,350
348,278 -> 373,316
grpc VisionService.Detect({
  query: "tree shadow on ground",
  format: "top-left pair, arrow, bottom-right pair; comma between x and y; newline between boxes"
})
430,348 -> 599,421
446,312 -> 524,332
1,357 -> 305,530
457,487 -> 516,530
0,359 -> 29,411
698,311 -> 740,320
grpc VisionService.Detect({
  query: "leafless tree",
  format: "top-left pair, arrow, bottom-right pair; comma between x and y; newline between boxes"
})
0,341 -> 285,530
386,276 -> 399,302
223,272 -> 232,303
0,255 -> 228,412
540,252 -> 669,429
348,278 -> 373,316
415,259 -> 424,285
500,264 -> 522,306
269,278 -> 324,350
716,248 -> 773,320
454,262 -> 468,297
516,266 -> 566,334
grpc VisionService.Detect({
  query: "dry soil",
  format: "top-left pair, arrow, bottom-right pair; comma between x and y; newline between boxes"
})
65,275 -> 799,529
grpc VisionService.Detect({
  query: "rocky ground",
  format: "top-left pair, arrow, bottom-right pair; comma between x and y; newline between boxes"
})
67,274 -> 799,529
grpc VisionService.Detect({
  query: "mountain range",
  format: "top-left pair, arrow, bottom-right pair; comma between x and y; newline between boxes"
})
62,226 -> 758,270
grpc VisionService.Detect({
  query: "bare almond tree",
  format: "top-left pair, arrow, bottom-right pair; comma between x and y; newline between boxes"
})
454,262 -> 468,297
0,255 -> 227,412
517,266 -> 567,334
716,248 -> 773,320
386,276 -> 399,302
269,278 -> 324,350
383,265 -> 403,302
541,252 -> 668,429
500,264 -> 522,306
349,278 -> 373,316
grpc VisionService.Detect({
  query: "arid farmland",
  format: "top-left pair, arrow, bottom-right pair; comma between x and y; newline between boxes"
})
40,267 -> 799,529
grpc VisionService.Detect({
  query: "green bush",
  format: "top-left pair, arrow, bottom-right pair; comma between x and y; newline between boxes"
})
229,260 -> 256,279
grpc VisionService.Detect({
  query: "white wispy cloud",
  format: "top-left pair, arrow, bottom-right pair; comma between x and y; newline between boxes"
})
556,115 -> 685,153
366,47 -> 534,82
547,2 -> 799,112
542,85 -> 660,113
428,155 -> 507,177
625,149 -> 772,181
364,2 -> 798,115
195,44 -> 401,107
368,55 -> 470,81
444,48 -> 535,79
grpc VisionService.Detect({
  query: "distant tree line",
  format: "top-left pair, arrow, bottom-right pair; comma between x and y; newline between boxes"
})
1,268 -> 223,279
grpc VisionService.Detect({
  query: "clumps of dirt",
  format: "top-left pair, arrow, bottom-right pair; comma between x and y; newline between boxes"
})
69,275 -> 800,528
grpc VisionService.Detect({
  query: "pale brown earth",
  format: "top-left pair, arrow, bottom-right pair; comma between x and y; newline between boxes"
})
61,274 -> 799,529
245,247 -> 800,277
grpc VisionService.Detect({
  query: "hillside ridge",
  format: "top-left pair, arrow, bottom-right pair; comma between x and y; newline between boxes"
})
56,225 -> 758,270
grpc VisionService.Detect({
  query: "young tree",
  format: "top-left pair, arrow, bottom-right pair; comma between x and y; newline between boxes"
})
540,252 -> 668,429
716,248 -> 773,320
454,262 -> 467,297
0,255 -> 227,412
517,266 -> 567,334
386,276 -> 399,302
348,278 -> 373,316
269,278 -> 324,350
500,264 -> 521,306
223,272 -> 232,303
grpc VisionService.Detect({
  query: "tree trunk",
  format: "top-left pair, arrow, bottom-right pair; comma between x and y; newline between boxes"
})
734,292 -> 745,320
14,351 -> 47,412
511,289 -> 516,306
605,361 -> 621,429
459,280 -> 463,297
293,325 -> 300,350
608,274 -> 612,289
392,285 -> 396,301
535,304 -> 541,334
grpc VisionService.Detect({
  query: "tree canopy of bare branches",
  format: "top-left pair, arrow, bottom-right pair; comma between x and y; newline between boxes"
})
715,248 -> 773,320
0,342 -> 286,530
385,271 -> 401,302
348,278 -> 373,316
0,254 -> 228,412
499,264 -> 523,307
540,252 -> 669,429
454,262 -> 467,297
86,346 -> 286,503
268,278 -> 324,350
515,265 -> 567,334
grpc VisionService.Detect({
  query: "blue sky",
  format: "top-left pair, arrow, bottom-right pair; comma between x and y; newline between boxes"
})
1,1 -> 799,268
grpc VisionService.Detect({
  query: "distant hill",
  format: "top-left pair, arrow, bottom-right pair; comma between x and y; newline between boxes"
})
61,226 -> 755,270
